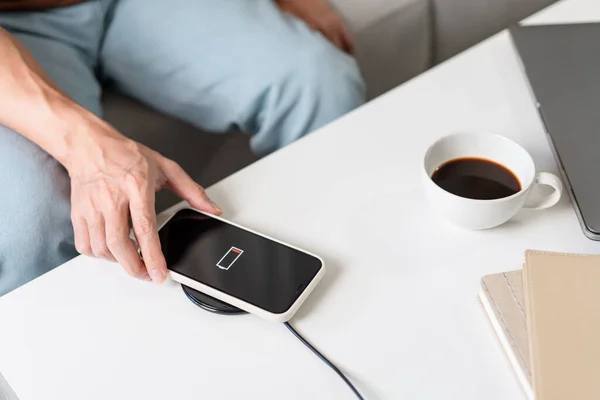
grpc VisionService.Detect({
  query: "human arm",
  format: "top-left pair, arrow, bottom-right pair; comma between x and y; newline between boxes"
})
0,27 -> 220,283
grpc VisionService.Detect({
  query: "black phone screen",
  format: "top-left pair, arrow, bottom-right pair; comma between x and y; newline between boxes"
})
158,209 -> 323,314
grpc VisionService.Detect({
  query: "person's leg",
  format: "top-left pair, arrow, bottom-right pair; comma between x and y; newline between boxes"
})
0,126 -> 77,296
101,0 -> 365,155
0,4 -> 104,296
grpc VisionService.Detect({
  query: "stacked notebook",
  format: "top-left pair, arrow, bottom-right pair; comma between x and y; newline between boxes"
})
479,251 -> 600,400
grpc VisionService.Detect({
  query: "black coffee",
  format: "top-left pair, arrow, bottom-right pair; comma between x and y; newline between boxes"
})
431,157 -> 521,200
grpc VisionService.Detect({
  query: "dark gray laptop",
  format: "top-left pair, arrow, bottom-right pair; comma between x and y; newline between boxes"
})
510,23 -> 600,240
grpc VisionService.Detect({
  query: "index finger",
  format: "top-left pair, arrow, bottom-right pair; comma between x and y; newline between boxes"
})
129,196 -> 167,283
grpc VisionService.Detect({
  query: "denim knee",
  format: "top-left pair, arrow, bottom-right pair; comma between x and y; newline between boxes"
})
0,126 -> 77,296
249,42 -> 366,155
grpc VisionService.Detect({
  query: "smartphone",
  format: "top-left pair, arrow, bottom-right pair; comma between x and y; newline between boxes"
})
157,208 -> 325,322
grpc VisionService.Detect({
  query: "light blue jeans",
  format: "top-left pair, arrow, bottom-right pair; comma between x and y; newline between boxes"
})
0,0 -> 364,296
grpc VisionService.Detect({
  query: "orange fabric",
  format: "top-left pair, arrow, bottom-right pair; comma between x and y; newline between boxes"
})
0,0 -> 86,11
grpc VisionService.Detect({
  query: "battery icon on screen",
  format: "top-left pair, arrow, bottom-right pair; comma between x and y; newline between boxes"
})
216,247 -> 244,270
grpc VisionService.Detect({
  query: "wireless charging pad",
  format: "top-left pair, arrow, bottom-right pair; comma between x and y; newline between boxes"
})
181,284 -> 247,315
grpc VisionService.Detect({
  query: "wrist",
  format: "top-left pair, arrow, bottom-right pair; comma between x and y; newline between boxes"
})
53,105 -> 131,177
2,75 -> 127,174
48,100 -> 108,170
0,53 -> 123,172
35,93 -> 91,167
0,70 -> 81,161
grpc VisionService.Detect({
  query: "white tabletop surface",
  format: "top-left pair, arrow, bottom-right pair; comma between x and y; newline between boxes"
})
2,0 -> 599,399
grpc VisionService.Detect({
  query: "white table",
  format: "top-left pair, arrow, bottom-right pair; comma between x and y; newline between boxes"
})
1,1 -> 599,399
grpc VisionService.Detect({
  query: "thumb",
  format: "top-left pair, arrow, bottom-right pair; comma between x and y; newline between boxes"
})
162,160 -> 222,215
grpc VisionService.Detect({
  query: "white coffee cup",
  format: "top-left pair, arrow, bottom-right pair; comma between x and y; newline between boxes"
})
422,132 -> 563,230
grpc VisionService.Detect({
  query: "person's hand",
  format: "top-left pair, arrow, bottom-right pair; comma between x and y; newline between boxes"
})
1,27 -> 220,284
276,0 -> 354,54
65,117 -> 221,283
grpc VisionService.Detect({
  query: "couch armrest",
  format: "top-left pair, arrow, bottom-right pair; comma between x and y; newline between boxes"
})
432,0 -> 559,63
330,0 -> 433,98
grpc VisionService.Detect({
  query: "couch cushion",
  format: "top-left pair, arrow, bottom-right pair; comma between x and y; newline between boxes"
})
330,0 -> 433,98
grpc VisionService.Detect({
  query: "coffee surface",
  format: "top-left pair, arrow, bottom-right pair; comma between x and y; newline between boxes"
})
431,157 -> 521,200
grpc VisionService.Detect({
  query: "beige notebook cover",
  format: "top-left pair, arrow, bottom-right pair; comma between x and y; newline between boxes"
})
480,270 -> 532,399
524,250 -> 600,400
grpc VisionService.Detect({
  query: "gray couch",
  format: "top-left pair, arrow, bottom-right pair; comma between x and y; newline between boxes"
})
103,0 -> 558,212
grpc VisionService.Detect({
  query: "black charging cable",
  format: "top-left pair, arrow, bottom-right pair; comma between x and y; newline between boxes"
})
284,322 -> 365,400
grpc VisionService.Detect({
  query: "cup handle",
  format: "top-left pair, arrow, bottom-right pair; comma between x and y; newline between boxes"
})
523,172 -> 563,210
